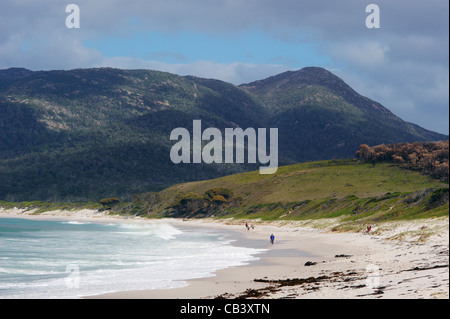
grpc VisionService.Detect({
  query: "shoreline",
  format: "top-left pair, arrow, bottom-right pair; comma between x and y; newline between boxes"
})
0,208 -> 448,299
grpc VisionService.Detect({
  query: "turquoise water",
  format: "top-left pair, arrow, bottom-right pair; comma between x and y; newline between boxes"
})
0,218 -> 264,299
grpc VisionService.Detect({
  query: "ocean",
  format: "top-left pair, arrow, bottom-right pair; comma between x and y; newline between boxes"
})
0,217 -> 265,299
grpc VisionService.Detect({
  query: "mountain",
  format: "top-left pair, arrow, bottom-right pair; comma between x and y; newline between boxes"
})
0,67 -> 447,202
239,67 -> 446,162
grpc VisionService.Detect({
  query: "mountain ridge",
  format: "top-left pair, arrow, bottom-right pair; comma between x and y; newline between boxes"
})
241,67 -> 411,119
0,66 -> 447,201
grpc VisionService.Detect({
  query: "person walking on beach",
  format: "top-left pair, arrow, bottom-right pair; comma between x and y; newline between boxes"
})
270,233 -> 275,245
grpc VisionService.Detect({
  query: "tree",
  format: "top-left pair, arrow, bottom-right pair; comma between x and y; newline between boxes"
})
171,192 -> 205,215
99,197 -> 121,209
211,195 -> 227,205
355,141 -> 449,181
204,187 -> 234,201
393,155 -> 405,164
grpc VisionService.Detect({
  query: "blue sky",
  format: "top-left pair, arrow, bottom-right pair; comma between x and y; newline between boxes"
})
83,29 -> 328,68
0,0 -> 448,134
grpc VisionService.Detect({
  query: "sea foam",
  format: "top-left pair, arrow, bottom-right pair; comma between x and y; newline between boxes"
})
0,218 -> 265,299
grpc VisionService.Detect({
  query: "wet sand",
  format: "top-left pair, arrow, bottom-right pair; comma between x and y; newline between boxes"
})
1,208 -> 448,299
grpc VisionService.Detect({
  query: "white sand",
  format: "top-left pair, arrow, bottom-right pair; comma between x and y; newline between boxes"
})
1,208 -> 448,299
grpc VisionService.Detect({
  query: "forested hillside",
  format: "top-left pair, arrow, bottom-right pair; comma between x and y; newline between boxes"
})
0,67 -> 447,201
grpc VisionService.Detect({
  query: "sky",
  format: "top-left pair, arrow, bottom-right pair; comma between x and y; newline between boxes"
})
0,0 -> 448,134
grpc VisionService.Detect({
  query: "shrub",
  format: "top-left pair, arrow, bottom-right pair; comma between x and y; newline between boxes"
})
211,195 -> 227,204
170,192 -> 205,215
176,192 -> 204,206
99,197 -> 121,208
356,141 -> 449,181
204,187 -> 234,201
426,188 -> 449,210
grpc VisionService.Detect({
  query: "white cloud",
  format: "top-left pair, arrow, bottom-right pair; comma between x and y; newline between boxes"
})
329,41 -> 390,68
99,57 -> 289,85
0,0 -> 448,133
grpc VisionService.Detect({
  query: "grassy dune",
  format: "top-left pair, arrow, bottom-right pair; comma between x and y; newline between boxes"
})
159,160 -> 443,203
147,159 -> 448,223
1,159 -> 448,226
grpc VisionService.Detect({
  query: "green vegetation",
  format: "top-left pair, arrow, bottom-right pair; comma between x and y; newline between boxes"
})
110,159 -> 449,223
1,159 -> 448,229
240,67 -> 447,164
156,159 -> 445,204
99,197 -> 121,209
356,141 -> 449,181
0,200 -> 102,214
0,68 -> 262,202
163,187 -> 240,218
0,67 -> 446,202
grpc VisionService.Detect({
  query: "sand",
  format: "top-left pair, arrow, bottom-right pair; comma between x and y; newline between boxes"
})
0,208 -> 448,299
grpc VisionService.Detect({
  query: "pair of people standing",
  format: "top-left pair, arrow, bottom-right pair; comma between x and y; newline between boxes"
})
244,222 -> 254,230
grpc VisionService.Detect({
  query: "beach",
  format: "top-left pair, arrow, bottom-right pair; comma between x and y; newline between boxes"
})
0,208 -> 448,299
